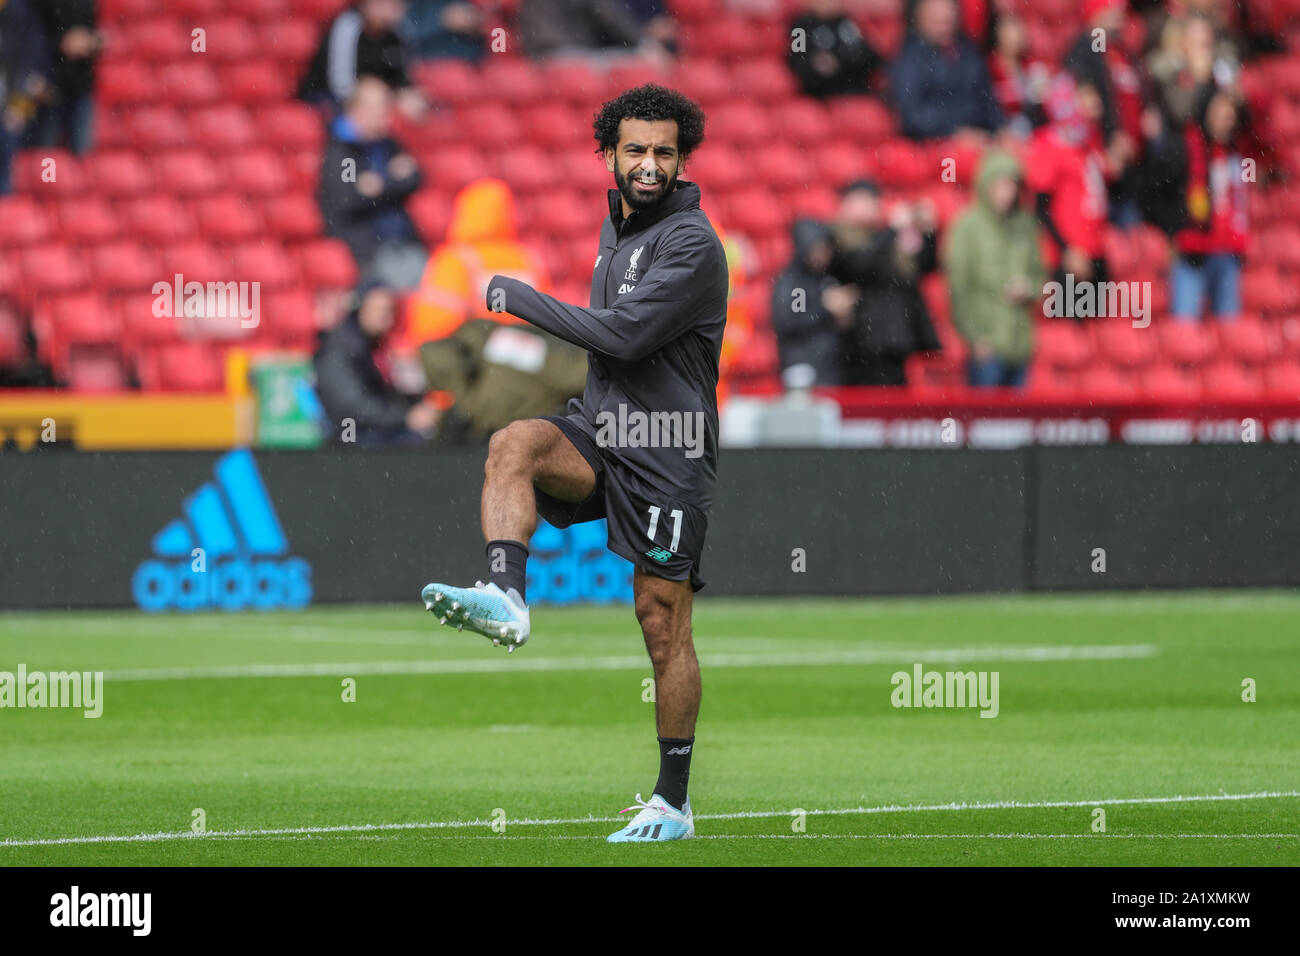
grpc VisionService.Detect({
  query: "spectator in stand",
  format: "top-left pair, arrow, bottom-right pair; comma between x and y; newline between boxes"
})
402,178 -> 551,354
299,0 -> 427,120
30,0 -> 101,155
890,0 -> 1002,141
313,280 -> 438,446
318,76 -> 427,290
770,218 -> 853,386
827,180 -> 942,386
0,0 -> 49,194
404,0 -> 487,61
516,0 -> 672,65
986,11 -> 1049,137
944,150 -> 1045,387
1064,0 -> 1145,227
1147,14 -> 1227,128
786,0 -> 882,99
1143,89 -> 1249,321
1026,72 -> 1113,318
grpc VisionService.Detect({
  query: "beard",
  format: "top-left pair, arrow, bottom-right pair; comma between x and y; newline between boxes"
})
614,163 -> 676,212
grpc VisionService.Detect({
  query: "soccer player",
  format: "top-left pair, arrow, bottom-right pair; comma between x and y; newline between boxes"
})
421,84 -> 728,843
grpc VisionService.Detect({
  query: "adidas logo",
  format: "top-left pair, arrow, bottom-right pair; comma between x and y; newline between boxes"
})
645,546 -> 673,564
132,450 -> 312,612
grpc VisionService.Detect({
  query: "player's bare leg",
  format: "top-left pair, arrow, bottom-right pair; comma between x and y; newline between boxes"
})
481,418 -> 595,543
608,569 -> 699,841
635,570 -> 700,738
422,419 -> 595,651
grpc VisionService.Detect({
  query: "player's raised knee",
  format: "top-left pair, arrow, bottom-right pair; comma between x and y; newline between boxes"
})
485,420 -> 541,477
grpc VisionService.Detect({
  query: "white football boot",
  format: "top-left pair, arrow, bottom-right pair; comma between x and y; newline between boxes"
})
421,580 -> 530,653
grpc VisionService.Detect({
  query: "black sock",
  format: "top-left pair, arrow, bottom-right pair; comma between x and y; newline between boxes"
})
654,736 -> 694,811
485,539 -> 528,603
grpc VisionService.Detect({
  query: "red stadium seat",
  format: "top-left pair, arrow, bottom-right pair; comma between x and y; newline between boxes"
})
95,59 -> 156,105
1094,321 -> 1159,369
156,239 -> 229,284
1203,360 -> 1263,399
1156,321 -> 1217,366
118,292 -> 182,348
223,61 -> 295,104
229,0 -> 290,19
264,18 -> 322,65
1077,364 -> 1136,400
479,58 -> 548,108
827,97 -> 897,145
11,148 -> 90,195
0,196 -> 53,246
193,193 -> 266,242
201,18 -> 259,61
413,59 -> 481,107
262,192 -> 325,241
1216,315 -> 1277,366
56,196 -> 121,244
20,244 -> 90,300
1140,363 -> 1202,400
188,105 -> 259,149
295,238 -> 359,290
260,289 -> 319,346
122,195 -> 198,243
406,190 -> 453,245
125,106 -> 191,150
769,99 -> 833,145
32,292 -> 118,373
225,149 -> 291,196
156,149 -> 224,197
159,60 -> 223,107
230,241 -> 300,289
170,0 -> 221,18
671,57 -> 732,107
66,349 -> 130,391
86,150 -> 155,197
0,302 -> 27,368
729,60 -> 799,101
119,18 -> 191,60
1035,321 -> 1093,370
1263,359 -> 1300,397
91,242 -> 159,293
137,342 -> 227,391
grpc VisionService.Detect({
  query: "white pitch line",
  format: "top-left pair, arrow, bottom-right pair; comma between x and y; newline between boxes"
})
204,833 -> 1300,842
97,643 -> 1159,682
2,789 -> 1294,849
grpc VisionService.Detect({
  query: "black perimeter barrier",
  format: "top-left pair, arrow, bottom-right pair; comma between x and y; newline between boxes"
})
1,445 -> 1297,609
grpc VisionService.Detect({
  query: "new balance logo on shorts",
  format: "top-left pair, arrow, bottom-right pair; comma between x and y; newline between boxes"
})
645,546 -> 673,563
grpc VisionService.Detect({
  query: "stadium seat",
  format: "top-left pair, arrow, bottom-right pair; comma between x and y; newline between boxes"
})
225,149 -> 291,196
125,106 -> 192,150
1077,364 -> 1136,400
1263,358 -> 1300,397
122,195 -> 198,243
1035,320 -> 1093,370
156,149 -> 224,196
0,302 -> 27,369
189,106 -> 259,149
159,60 -> 223,107
137,342 -> 227,391
230,241 -> 300,289
826,97 -> 897,145
20,244 -> 90,300
480,58 -> 548,108
119,18 -> 191,60
1203,360 -> 1263,399
201,18 -> 259,61
263,18 -> 321,65
262,193 -> 325,241
1156,322 -> 1217,366
260,289 -> 319,347
1095,322 -> 1159,369
413,59 -> 481,107
223,61 -> 295,104
56,196 -> 121,244
294,238 -> 359,290
11,148 -> 89,195
0,197 -> 53,246
193,194 -> 266,242
86,151 -> 155,197
1140,363 -> 1202,401
90,241 -> 159,293
32,292 -> 118,373
1217,315 -> 1277,366
118,292 -> 182,348
66,349 -> 130,391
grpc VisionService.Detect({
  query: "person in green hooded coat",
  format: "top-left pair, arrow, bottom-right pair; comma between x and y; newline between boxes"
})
943,149 -> 1046,387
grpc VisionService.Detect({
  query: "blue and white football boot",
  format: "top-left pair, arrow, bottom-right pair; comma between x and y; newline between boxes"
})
421,580 -> 530,653
606,793 -> 695,843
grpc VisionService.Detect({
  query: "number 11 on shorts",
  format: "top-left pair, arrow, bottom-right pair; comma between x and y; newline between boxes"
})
646,505 -> 683,553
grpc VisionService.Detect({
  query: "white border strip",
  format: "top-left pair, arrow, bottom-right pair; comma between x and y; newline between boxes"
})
3,790 -> 1295,848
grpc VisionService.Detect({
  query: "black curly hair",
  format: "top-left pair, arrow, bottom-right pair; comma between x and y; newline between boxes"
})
592,84 -> 706,158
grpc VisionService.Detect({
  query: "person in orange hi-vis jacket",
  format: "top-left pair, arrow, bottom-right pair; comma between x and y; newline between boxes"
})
705,213 -> 752,409
401,178 -> 553,353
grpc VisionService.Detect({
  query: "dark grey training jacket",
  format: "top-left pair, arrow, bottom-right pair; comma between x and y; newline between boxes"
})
485,180 -> 729,508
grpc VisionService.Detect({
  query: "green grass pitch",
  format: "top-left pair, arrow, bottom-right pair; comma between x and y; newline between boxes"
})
1,591 -> 1297,866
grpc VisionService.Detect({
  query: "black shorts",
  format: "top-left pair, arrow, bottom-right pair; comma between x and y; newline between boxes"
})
534,414 -> 708,591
